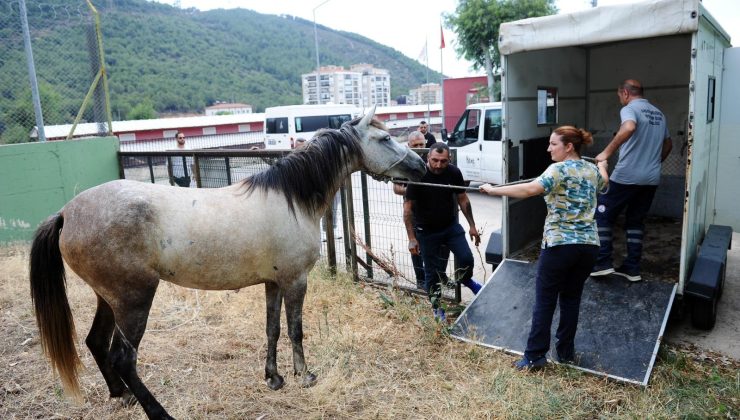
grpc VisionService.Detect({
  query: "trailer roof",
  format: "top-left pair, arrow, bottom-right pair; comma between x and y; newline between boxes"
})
499,0 -> 729,55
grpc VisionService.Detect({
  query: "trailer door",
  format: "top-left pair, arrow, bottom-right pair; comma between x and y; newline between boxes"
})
714,47 -> 740,230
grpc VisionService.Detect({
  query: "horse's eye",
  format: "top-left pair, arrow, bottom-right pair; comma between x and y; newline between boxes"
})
381,135 -> 391,142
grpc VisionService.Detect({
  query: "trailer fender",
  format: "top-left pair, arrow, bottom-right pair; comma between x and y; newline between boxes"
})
684,225 -> 732,329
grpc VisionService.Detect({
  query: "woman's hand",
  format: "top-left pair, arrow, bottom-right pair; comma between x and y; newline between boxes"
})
479,183 -> 496,195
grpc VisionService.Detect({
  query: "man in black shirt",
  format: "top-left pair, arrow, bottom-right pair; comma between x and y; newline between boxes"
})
419,121 -> 436,148
404,142 -> 482,321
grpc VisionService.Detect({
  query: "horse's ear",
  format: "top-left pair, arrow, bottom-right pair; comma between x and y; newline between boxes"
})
359,105 -> 377,128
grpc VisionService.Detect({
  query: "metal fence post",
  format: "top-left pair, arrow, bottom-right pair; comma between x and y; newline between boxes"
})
360,172 -> 373,279
341,179 -> 358,280
147,157 -> 155,183
225,157 -> 232,185
166,156 -> 173,185
454,259 -> 462,303
193,155 -> 201,188
19,0 -> 45,142
324,205 -> 337,276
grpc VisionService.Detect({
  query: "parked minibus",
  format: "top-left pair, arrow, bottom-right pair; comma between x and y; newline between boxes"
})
263,104 -> 360,149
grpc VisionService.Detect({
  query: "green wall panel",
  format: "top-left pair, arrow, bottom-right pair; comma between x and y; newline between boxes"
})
0,137 -> 119,242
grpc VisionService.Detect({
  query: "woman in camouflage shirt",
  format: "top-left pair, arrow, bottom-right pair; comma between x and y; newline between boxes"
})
480,126 -> 609,371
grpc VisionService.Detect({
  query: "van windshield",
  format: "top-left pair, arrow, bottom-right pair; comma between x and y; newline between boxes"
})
266,117 -> 289,134
448,109 -> 481,147
483,109 -> 502,141
448,108 -> 502,146
295,114 -> 352,133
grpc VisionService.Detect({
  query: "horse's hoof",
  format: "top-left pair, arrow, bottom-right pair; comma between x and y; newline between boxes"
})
115,390 -> 137,408
265,374 -> 285,390
301,372 -> 318,388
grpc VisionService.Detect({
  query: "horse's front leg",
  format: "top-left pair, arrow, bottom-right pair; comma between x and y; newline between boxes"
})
264,281 -> 285,390
284,274 -> 317,388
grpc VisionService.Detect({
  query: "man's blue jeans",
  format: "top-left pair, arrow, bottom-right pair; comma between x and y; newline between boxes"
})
524,243 -> 598,362
415,223 -> 474,309
595,181 -> 657,271
411,245 -> 449,288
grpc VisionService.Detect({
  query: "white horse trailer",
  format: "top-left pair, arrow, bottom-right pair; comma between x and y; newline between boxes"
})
452,0 -> 738,385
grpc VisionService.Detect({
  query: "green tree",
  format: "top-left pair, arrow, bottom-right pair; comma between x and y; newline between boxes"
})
0,124 -> 32,145
446,0 -> 557,100
127,100 -> 157,120
1,83 -> 64,144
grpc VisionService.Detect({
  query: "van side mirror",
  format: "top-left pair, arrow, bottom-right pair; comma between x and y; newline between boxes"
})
441,128 -> 449,141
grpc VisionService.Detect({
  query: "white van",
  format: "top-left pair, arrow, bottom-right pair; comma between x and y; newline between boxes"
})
442,102 -> 503,184
263,104 -> 359,150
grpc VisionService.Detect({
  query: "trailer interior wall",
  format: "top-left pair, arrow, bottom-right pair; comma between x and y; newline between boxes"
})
501,47 -> 586,255
587,34 -> 691,221
503,46 -> 587,148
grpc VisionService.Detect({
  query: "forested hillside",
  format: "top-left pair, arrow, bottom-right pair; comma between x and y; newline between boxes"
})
0,0 -> 439,128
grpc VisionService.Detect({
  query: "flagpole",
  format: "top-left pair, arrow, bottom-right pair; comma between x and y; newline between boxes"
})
440,19 -> 445,132
425,36 -> 430,118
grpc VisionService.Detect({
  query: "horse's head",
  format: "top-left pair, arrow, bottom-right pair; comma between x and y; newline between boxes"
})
352,106 -> 426,181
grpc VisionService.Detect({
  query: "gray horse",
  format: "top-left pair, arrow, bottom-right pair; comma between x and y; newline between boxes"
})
29,107 -> 426,419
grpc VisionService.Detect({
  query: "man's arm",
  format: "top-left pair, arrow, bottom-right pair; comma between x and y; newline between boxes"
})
392,183 -> 406,196
403,200 -> 420,255
595,120 -> 636,162
661,137 -> 673,162
457,193 -> 481,246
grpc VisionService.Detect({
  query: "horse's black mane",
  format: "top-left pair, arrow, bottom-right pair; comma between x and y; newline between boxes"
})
242,117 -> 383,217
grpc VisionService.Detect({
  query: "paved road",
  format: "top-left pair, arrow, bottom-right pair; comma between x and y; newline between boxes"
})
664,232 -> 740,360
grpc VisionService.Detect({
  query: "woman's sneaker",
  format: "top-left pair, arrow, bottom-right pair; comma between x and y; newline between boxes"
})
613,266 -> 642,282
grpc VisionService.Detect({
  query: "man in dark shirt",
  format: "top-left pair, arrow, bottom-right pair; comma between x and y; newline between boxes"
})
419,121 -> 436,148
404,142 -> 482,321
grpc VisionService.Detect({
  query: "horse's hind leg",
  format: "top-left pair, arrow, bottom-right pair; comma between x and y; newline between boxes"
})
85,294 -> 132,402
284,274 -> 317,387
107,280 -> 173,420
264,281 -> 285,390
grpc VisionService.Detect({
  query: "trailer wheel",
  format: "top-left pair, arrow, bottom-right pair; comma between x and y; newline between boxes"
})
691,297 -> 717,330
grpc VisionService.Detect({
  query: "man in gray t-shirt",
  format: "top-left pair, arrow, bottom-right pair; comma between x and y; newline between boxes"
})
590,79 -> 672,282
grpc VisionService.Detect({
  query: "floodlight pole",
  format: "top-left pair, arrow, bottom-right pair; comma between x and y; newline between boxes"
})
19,0 -> 46,142
313,0 -> 330,105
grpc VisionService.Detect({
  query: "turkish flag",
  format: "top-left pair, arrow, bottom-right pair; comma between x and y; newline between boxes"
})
440,25 -> 446,49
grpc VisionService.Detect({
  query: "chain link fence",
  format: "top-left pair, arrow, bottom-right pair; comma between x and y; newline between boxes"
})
0,0 -> 110,145
118,148 -> 491,302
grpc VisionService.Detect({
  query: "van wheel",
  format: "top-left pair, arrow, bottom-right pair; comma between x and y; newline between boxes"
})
691,297 -> 717,330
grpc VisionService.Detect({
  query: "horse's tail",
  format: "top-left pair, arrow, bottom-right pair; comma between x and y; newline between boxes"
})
29,213 -> 82,401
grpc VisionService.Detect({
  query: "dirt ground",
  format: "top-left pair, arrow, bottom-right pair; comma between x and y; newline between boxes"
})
2,243 -> 738,419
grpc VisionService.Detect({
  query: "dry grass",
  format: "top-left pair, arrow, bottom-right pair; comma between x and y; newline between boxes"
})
1,244 -> 738,419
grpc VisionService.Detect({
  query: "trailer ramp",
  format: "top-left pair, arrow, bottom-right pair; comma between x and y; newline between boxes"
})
451,260 -> 676,385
